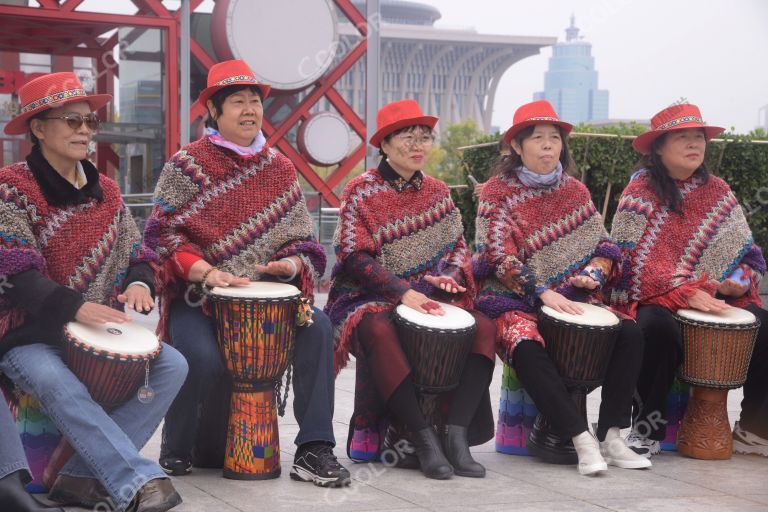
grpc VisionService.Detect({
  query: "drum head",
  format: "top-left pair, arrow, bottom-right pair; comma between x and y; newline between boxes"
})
208,281 -> 301,299
65,322 -> 158,356
541,303 -> 619,327
394,302 -> 475,331
677,307 -> 757,325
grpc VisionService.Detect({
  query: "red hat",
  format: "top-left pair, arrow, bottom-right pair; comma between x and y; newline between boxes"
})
369,100 -> 438,148
503,100 -> 573,145
633,103 -> 724,155
4,72 -> 111,135
195,59 -> 271,111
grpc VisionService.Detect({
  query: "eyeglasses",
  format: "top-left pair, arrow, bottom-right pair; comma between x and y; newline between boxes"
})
394,134 -> 434,148
41,112 -> 100,132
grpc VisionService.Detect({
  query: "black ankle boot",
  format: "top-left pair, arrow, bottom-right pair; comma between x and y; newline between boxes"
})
412,427 -> 453,480
442,425 -> 486,478
0,470 -> 64,512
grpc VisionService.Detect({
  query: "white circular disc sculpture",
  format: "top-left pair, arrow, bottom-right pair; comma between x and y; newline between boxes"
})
213,0 -> 340,91
298,112 -> 352,166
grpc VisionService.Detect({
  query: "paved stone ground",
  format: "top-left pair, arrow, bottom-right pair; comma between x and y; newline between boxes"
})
56,292 -> 767,512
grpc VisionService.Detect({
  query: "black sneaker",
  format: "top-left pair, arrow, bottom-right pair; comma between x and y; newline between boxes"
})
290,443 -> 351,487
160,456 -> 192,476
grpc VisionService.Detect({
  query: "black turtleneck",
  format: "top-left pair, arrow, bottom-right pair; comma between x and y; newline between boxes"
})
26,145 -> 104,207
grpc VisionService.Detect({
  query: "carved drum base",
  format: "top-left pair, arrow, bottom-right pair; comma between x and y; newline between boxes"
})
677,387 -> 732,460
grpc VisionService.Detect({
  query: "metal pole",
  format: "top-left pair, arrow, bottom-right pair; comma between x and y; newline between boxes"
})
180,0 -> 191,146
365,0 -> 380,171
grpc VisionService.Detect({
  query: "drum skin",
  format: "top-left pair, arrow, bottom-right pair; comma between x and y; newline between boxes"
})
207,283 -> 300,480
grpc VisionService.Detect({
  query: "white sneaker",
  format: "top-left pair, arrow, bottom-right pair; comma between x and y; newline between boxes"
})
572,431 -> 607,476
600,428 -> 652,469
733,421 -> 768,457
625,430 -> 661,458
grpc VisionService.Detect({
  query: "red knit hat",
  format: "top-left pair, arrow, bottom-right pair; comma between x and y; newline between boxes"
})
633,103 -> 724,155
503,100 -> 573,145
4,72 -> 111,135
195,59 -> 271,110
369,100 -> 438,148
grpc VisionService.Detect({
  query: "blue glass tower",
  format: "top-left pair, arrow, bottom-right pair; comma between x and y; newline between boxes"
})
534,16 -> 609,124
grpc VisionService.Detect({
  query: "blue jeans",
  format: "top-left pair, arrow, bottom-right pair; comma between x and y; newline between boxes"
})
0,397 -> 29,481
0,342 -> 187,511
162,299 -> 336,459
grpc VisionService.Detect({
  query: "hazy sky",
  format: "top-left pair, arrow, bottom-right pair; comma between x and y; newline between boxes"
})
423,0 -> 768,133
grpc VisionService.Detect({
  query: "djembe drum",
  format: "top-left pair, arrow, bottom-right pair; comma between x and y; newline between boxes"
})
207,282 -> 301,480
528,304 -> 620,464
675,307 -> 759,460
392,302 -> 477,428
63,321 -> 162,407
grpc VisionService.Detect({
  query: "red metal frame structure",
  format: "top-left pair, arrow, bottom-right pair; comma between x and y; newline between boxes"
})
189,0 -> 368,207
0,0 -> 179,177
0,0 -> 367,205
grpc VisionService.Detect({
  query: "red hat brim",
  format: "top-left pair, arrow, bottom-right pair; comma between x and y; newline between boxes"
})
632,124 -> 724,155
193,82 -> 272,113
503,119 -> 573,146
4,94 -> 112,135
369,115 -> 438,148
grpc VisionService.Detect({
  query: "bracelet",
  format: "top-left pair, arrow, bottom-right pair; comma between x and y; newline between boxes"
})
277,257 -> 299,282
127,281 -> 151,292
200,267 -> 217,288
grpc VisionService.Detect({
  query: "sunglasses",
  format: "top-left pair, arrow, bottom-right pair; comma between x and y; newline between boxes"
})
41,112 -> 100,131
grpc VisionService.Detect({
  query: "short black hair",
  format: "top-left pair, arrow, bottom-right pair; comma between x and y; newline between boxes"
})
204,84 -> 264,130
378,124 -> 434,157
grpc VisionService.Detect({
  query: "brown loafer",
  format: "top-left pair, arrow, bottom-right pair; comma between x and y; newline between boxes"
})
127,478 -> 182,512
47,474 -> 111,509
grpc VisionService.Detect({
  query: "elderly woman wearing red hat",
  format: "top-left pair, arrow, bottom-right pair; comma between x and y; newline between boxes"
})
473,100 -> 651,475
608,103 -> 768,457
143,59 -> 350,487
0,72 -> 188,511
325,100 -> 496,480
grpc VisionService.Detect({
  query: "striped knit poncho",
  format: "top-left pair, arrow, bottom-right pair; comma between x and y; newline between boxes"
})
0,161 -> 154,352
143,137 -> 325,341
473,172 -> 620,359
608,169 -> 765,316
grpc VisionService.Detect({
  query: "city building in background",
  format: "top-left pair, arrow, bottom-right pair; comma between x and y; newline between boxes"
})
534,15 -> 609,125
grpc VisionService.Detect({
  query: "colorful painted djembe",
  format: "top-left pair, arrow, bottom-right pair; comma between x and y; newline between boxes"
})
675,307 -> 759,460
661,379 -> 689,451
528,304 -> 620,464
208,282 -> 301,480
392,302 -> 476,427
496,363 -> 538,456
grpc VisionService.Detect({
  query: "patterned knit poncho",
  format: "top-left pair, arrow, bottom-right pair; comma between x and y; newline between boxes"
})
143,137 -> 325,341
473,172 -> 620,358
0,161 -> 154,349
608,170 -> 765,315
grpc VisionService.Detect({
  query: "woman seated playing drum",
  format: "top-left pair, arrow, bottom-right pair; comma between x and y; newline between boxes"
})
473,100 -> 651,476
325,100 -> 496,480
608,103 -> 768,457
143,59 -> 350,487
0,72 -> 187,512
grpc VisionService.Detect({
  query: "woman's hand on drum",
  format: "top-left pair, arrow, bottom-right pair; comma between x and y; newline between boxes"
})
424,275 -> 466,294
117,284 -> 154,313
203,268 -> 250,288
688,289 -> 730,312
254,257 -> 303,279
717,278 -> 749,298
569,275 -> 599,290
75,302 -> 131,324
401,289 -> 445,316
540,289 -> 584,315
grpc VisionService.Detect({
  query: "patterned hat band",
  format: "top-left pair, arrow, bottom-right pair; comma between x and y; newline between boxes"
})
655,116 -> 705,131
525,116 -> 561,122
20,88 -> 87,114
212,75 -> 260,87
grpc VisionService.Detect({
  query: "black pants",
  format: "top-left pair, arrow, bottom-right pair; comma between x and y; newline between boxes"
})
512,319 -> 644,440
634,303 -> 768,440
